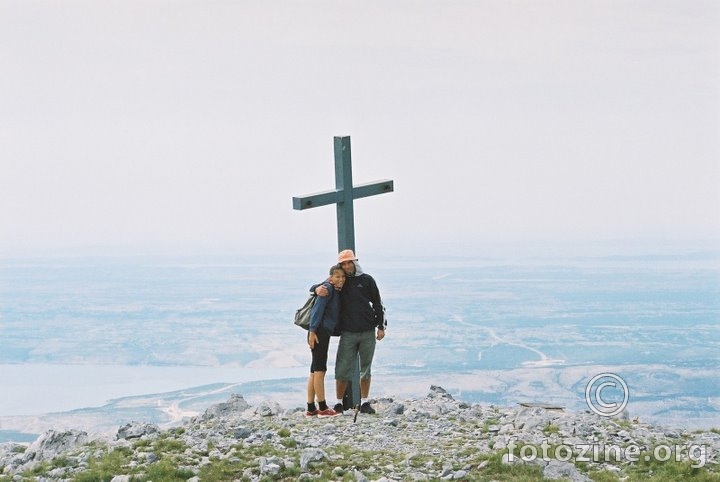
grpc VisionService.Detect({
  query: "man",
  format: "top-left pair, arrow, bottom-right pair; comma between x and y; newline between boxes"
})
315,249 -> 385,414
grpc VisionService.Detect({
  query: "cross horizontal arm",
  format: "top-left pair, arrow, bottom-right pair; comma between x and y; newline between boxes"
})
292,190 -> 340,210
352,179 -> 394,200
292,179 -> 394,211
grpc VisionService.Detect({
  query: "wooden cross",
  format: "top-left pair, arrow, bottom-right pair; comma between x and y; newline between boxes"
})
292,136 -> 394,252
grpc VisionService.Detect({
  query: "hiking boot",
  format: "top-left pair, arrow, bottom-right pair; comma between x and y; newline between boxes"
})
305,409 -> 318,417
317,408 -> 339,417
333,403 -> 344,414
360,402 -> 376,414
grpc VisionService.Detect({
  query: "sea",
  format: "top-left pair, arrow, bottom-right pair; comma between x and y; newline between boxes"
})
1,249 -> 719,442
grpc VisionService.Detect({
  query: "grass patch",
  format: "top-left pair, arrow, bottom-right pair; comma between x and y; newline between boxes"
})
613,419 -> 634,431
73,445 -> 134,482
133,438 -> 152,449
471,449 -> 546,481
153,437 -> 186,454
24,461 -> 52,477
140,459 -> 196,481
197,457 -> 248,480
280,438 -> 297,448
481,418 -> 500,434
542,423 -> 560,436
621,446 -> 720,482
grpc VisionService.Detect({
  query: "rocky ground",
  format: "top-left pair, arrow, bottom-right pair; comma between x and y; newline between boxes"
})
1,386 -> 718,481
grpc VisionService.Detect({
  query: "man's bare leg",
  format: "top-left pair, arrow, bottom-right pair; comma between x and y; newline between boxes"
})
336,379 -> 349,401
360,377 -> 371,399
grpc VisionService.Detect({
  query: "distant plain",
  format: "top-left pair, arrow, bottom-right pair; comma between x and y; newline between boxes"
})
1,251 -> 718,441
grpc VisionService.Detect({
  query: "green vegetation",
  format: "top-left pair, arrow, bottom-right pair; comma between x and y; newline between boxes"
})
481,417 -> 500,433
2,437 -> 719,482
502,440 -> 720,482
2,414 -> 719,482
613,419 -> 635,431
471,450 -> 545,481
73,445 -> 133,482
542,423 -> 560,436
152,436 -> 186,455
620,445 -> 720,482
279,438 -> 297,448
142,459 -> 195,481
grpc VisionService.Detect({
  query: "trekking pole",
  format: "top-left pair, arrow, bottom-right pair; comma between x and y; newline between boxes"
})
352,353 -> 361,422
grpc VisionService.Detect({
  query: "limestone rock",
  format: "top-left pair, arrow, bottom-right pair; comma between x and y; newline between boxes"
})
427,385 -> 454,401
300,447 -> 327,470
23,429 -> 88,463
543,460 -> 592,481
116,422 -> 159,440
201,393 -> 250,420
254,400 -> 282,417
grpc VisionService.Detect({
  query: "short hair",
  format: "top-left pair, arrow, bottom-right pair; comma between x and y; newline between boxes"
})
329,264 -> 345,276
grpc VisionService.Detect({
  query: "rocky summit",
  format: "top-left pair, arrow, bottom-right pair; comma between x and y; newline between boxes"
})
1,386 -> 718,481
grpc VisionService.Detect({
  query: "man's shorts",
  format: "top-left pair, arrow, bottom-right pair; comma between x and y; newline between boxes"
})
335,329 -> 376,380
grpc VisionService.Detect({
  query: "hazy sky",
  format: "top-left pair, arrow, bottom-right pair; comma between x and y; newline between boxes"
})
2,0 -> 718,257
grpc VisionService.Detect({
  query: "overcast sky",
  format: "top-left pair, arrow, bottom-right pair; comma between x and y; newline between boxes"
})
1,0 -> 718,258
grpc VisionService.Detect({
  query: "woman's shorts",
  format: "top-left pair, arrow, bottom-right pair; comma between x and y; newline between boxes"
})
310,328 -> 331,373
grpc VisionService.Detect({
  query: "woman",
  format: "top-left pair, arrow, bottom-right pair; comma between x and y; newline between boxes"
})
306,264 -> 345,416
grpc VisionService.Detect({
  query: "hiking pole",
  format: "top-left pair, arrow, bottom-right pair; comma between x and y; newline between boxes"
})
350,355 -> 361,408
353,404 -> 360,423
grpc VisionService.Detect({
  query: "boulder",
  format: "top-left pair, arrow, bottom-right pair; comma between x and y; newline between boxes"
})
116,422 -> 159,440
543,460 -> 592,481
300,448 -> 327,470
427,385 -> 454,401
23,429 -> 88,463
201,393 -> 251,420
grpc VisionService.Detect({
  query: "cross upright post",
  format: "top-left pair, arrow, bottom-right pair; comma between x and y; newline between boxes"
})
292,136 -> 393,409
334,137 -> 356,252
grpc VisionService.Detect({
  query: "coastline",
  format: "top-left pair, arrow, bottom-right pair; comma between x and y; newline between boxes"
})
2,366 -> 718,445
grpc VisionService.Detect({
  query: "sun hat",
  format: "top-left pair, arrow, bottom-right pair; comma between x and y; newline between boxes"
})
338,249 -> 358,263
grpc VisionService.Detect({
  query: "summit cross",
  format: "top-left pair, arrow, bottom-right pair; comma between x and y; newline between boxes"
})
292,136 -> 394,252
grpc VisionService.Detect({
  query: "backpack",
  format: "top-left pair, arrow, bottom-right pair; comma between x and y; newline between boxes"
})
294,294 -> 316,330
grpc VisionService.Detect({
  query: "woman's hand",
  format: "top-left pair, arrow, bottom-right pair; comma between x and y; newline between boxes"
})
308,331 -> 318,349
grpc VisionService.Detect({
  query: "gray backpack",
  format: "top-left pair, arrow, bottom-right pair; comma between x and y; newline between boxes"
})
293,294 -> 316,330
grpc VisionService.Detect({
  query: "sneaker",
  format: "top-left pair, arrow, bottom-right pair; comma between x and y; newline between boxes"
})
333,403 -> 344,414
305,409 -> 318,417
360,402 -> 376,414
317,408 -> 339,417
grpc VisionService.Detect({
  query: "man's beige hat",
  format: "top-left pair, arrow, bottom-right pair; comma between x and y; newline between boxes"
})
338,249 -> 358,263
